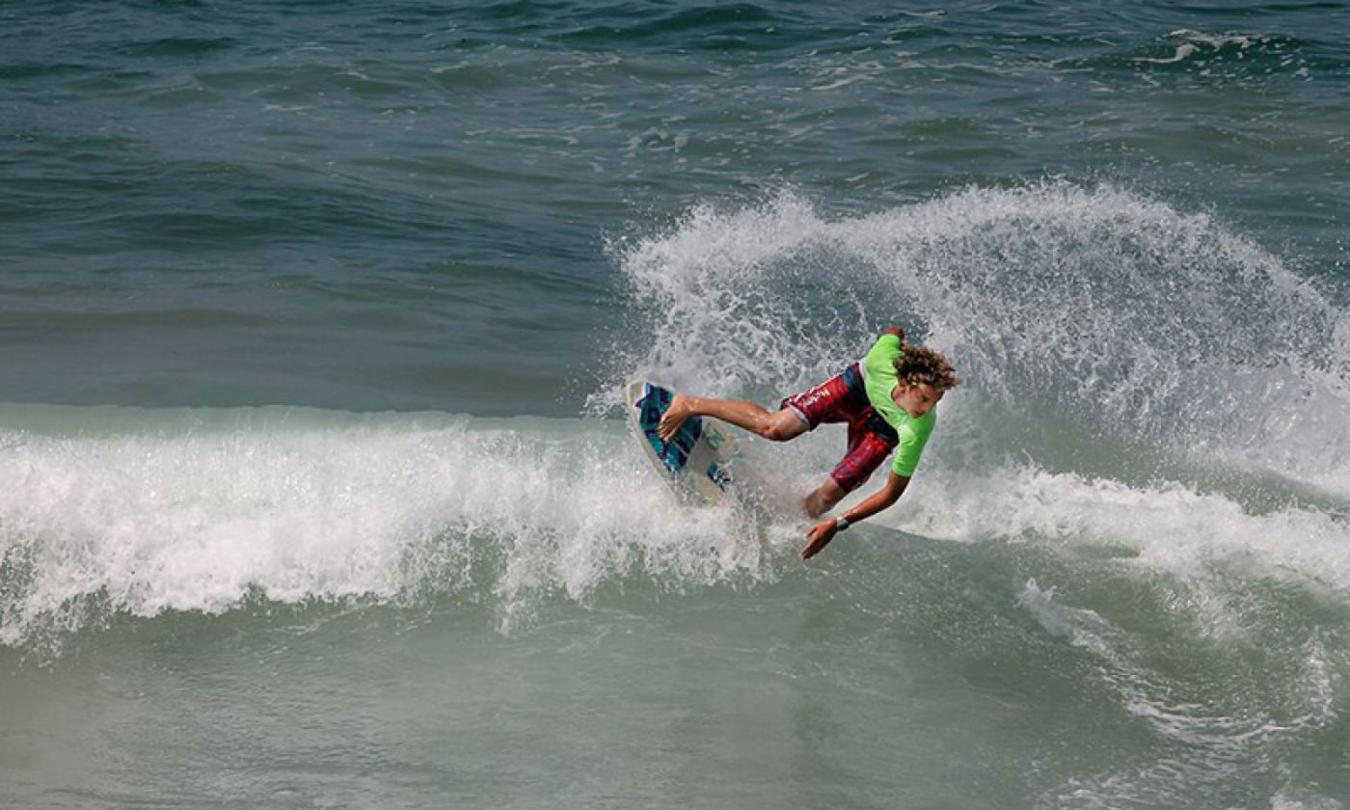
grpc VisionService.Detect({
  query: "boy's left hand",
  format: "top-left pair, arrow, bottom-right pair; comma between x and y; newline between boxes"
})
801,519 -> 839,560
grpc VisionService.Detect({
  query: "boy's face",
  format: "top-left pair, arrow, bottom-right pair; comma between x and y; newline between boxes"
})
893,382 -> 943,419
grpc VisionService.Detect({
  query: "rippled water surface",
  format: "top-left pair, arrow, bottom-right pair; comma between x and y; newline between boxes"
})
4,2 -> 1350,808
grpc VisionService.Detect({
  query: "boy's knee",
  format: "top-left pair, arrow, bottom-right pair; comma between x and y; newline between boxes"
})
761,410 -> 807,442
821,490 -> 843,512
803,481 -> 845,517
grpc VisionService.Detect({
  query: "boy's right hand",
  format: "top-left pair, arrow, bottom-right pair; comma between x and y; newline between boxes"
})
883,326 -> 904,341
801,519 -> 839,560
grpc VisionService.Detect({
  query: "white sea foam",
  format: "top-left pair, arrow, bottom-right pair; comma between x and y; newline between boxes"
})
605,183 -> 1350,489
898,464 -> 1350,592
1129,30 -> 1310,81
4,405 -> 1349,651
603,181 -> 1350,612
0,409 -> 768,646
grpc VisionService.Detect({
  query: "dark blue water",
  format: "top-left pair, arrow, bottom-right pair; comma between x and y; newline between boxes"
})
4,1 -> 1348,412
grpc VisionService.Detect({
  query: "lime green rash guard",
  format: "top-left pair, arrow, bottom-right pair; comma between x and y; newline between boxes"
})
860,334 -> 936,478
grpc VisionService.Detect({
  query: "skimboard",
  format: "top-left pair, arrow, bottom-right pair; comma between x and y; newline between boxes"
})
625,380 -> 738,503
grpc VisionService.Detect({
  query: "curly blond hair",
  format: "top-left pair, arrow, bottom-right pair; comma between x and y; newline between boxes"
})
896,344 -> 962,392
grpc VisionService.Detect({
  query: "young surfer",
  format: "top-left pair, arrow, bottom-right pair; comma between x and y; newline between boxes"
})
657,327 -> 960,560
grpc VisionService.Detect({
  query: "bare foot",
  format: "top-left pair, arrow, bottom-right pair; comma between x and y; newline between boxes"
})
657,394 -> 692,443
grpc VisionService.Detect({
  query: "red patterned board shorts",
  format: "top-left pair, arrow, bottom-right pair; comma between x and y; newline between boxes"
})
781,363 -> 899,493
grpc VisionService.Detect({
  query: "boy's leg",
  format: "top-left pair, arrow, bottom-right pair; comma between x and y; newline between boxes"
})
803,424 -> 896,517
659,365 -> 862,445
803,477 -> 846,518
657,395 -> 807,443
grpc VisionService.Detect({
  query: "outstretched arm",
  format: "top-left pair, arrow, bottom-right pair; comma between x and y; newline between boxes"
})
801,471 -> 910,560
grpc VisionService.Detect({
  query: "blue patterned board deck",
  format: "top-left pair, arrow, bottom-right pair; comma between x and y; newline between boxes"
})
625,380 -> 734,502
636,384 -> 700,472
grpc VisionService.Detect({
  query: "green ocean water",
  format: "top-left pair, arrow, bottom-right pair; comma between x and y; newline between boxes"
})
4,1 -> 1350,807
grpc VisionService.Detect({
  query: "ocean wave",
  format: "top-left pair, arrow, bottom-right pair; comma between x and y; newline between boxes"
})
3,400 -> 1350,656
602,183 -> 1350,490
7,182 -> 1350,658
0,407 -> 771,650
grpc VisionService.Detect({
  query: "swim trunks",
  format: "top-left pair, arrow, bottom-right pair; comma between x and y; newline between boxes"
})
781,364 -> 899,493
